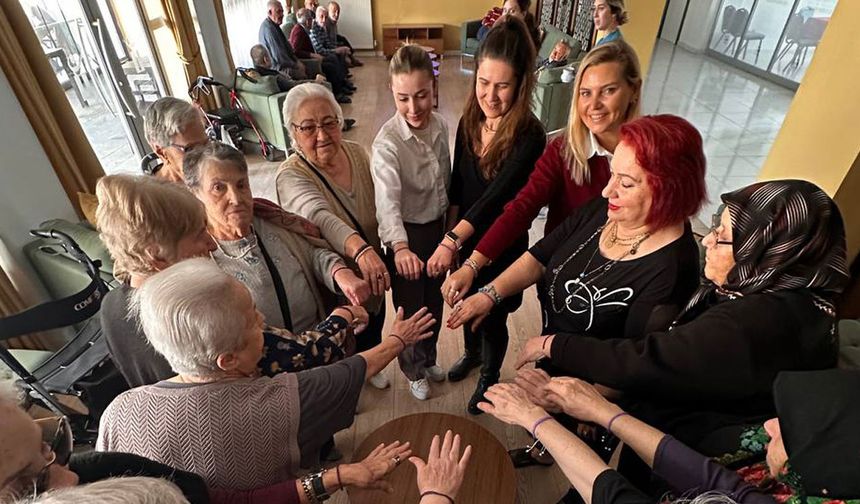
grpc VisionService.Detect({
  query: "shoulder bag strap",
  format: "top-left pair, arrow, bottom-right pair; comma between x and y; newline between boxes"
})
255,230 -> 293,331
296,153 -> 370,244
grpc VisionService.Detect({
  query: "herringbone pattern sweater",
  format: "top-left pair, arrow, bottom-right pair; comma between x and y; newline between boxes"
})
97,372 -> 301,490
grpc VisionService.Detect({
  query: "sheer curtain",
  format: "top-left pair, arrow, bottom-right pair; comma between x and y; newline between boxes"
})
223,0 -> 272,68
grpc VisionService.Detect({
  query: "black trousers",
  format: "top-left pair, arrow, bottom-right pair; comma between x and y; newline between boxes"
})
336,34 -> 354,53
356,301 -> 385,352
320,55 -> 349,95
385,220 -> 445,381
463,305 -> 510,380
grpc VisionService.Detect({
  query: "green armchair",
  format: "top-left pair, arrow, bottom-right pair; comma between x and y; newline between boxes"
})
235,75 -> 291,153
532,24 -> 586,132
460,19 -> 482,69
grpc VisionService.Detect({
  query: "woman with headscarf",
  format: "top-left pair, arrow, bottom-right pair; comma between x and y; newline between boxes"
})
513,179 -> 849,460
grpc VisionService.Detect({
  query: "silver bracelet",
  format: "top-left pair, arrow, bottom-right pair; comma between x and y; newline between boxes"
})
463,258 -> 480,277
478,284 -> 502,305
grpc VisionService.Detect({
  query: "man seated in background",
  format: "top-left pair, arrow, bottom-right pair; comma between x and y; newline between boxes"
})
259,0 -> 308,80
326,1 -> 362,67
310,6 -> 352,72
537,39 -> 571,71
290,7 -> 356,104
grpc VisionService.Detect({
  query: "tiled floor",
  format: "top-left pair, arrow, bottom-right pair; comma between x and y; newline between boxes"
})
642,39 -> 796,219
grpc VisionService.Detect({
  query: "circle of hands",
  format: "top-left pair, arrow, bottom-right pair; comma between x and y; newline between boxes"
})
348,430 -> 472,496
477,369 -> 624,435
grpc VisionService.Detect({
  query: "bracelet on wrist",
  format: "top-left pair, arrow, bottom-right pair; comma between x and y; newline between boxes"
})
438,240 -> 457,253
353,243 -> 372,262
331,265 -> 349,279
463,258 -> 480,277
606,411 -> 629,435
335,465 -> 343,489
420,490 -> 454,504
444,230 -> 461,249
478,284 -> 502,305
393,245 -> 409,255
389,333 -> 407,350
531,414 -> 553,438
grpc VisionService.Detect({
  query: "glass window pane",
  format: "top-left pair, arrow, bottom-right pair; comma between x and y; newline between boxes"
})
736,0 -> 792,70
771,0 -> 836,82
709,0 -> 756,57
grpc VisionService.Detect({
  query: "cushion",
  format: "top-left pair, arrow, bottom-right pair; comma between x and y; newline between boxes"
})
36,218 -> 114,273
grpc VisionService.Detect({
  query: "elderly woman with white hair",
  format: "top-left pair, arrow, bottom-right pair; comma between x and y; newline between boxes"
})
97,175 -> 359,389
183,142 -> 369,332
276,83 -> 393,388
143,97 -> 210,183
97,258 -> 434,493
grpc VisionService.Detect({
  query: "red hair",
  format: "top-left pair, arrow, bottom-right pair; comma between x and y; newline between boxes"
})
619,114 -> 707,230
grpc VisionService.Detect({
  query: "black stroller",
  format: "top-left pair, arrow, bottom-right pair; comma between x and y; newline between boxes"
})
0,229 -> 126,444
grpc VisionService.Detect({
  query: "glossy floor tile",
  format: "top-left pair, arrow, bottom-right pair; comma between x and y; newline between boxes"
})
642,39 -> 795,219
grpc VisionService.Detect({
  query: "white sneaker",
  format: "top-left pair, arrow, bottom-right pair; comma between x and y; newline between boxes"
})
409,378 -> 431,400
368,372 -> 390,390
423,365 -> 446,383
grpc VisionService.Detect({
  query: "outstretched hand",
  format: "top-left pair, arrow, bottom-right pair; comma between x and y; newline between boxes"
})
409,430 -> 472,501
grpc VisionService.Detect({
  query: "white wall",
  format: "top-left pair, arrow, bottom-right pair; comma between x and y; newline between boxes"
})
0,68 -> 77,302
678,0 -> 721,53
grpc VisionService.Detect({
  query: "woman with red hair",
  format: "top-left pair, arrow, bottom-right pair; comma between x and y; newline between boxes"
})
448,114 -> 705,343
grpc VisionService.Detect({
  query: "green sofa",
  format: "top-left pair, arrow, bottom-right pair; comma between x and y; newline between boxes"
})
532,24 -> 586,132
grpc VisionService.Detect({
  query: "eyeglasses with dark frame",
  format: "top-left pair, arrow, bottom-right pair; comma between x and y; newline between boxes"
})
708,204 -> 733,246
29,416 -> 73,497
168,138 -> 213,153
290,117 -> 342,137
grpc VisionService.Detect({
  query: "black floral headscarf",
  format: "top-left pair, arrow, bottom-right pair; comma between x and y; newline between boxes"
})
678,179 -> 849,322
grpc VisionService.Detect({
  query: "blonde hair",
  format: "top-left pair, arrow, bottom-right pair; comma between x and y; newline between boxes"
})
564,40 -> 641,185
389,44 -> 434,81
95,175 -> 206,283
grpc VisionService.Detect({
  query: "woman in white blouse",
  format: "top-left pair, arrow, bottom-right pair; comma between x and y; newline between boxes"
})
370,45 -> 451,400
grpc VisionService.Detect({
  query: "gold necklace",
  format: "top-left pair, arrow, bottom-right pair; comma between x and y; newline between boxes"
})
482,121 -> 498,133
605,221 -> 649,247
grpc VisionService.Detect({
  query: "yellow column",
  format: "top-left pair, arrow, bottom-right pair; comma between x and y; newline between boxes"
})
596,0 -> 667,75
758,0 -> 860,261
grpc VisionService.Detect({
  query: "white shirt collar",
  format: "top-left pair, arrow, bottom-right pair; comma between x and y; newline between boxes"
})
394,112 -> 440,143
587,131 -> 613,160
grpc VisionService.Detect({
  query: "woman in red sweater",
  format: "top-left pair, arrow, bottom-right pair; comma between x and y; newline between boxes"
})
441,41 -> 642,329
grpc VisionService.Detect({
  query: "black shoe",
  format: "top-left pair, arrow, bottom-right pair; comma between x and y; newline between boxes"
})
342,118 -> 356,131
467,374 -> 497,415
345,83 -> 357,91
335,94 -> 352,104
509,447 -> 554,468
447,353 -> 481,382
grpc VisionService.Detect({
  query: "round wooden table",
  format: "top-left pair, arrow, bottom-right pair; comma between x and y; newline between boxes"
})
347,413 -> 516,504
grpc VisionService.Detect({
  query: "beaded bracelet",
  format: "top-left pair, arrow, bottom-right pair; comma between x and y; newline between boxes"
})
420,490 -> 454,504
300,475 -> 318,504
478,284 -> 502,305
463,258 -> 480,277
438,240 -> 457,253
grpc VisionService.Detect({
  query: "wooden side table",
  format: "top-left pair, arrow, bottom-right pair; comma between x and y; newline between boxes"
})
347,413 -> 516,504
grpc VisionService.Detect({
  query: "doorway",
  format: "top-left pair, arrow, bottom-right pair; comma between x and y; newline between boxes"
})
20,0 -> 166,174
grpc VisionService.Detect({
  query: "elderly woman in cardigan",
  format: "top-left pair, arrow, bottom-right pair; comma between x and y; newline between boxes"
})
97,258 -> 435,491
276,82 -> 392,388
183,142 -> 369,332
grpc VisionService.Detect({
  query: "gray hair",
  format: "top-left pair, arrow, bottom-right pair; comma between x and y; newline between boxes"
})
26,477 -> 189,504
315,5 -> 327,17
296,7 -> 312,23
250,44 -> 270,68
143,97 -> 202,147
129,258 -> 248,378
183,142 -> 248,191
0,377 -> 22,409
281,82 -> 343,149
267,0 -> 282,10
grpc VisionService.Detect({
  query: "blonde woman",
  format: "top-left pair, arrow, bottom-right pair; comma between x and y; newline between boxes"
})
371,45 -> 451,400
442,41 -> 642,324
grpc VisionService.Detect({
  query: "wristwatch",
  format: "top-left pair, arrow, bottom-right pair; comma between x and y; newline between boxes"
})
310,468 -> 331,501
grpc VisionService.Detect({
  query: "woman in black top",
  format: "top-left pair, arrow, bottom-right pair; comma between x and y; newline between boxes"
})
449,114 -> 705,362
424,17 -> 546,415
518,179 -> 849,461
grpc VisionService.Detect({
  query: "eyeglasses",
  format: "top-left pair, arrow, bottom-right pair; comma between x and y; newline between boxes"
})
290,118 -> 342,137
31,416 -> 73,496
168,137 -> 213,153
708,204 -> 733,246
